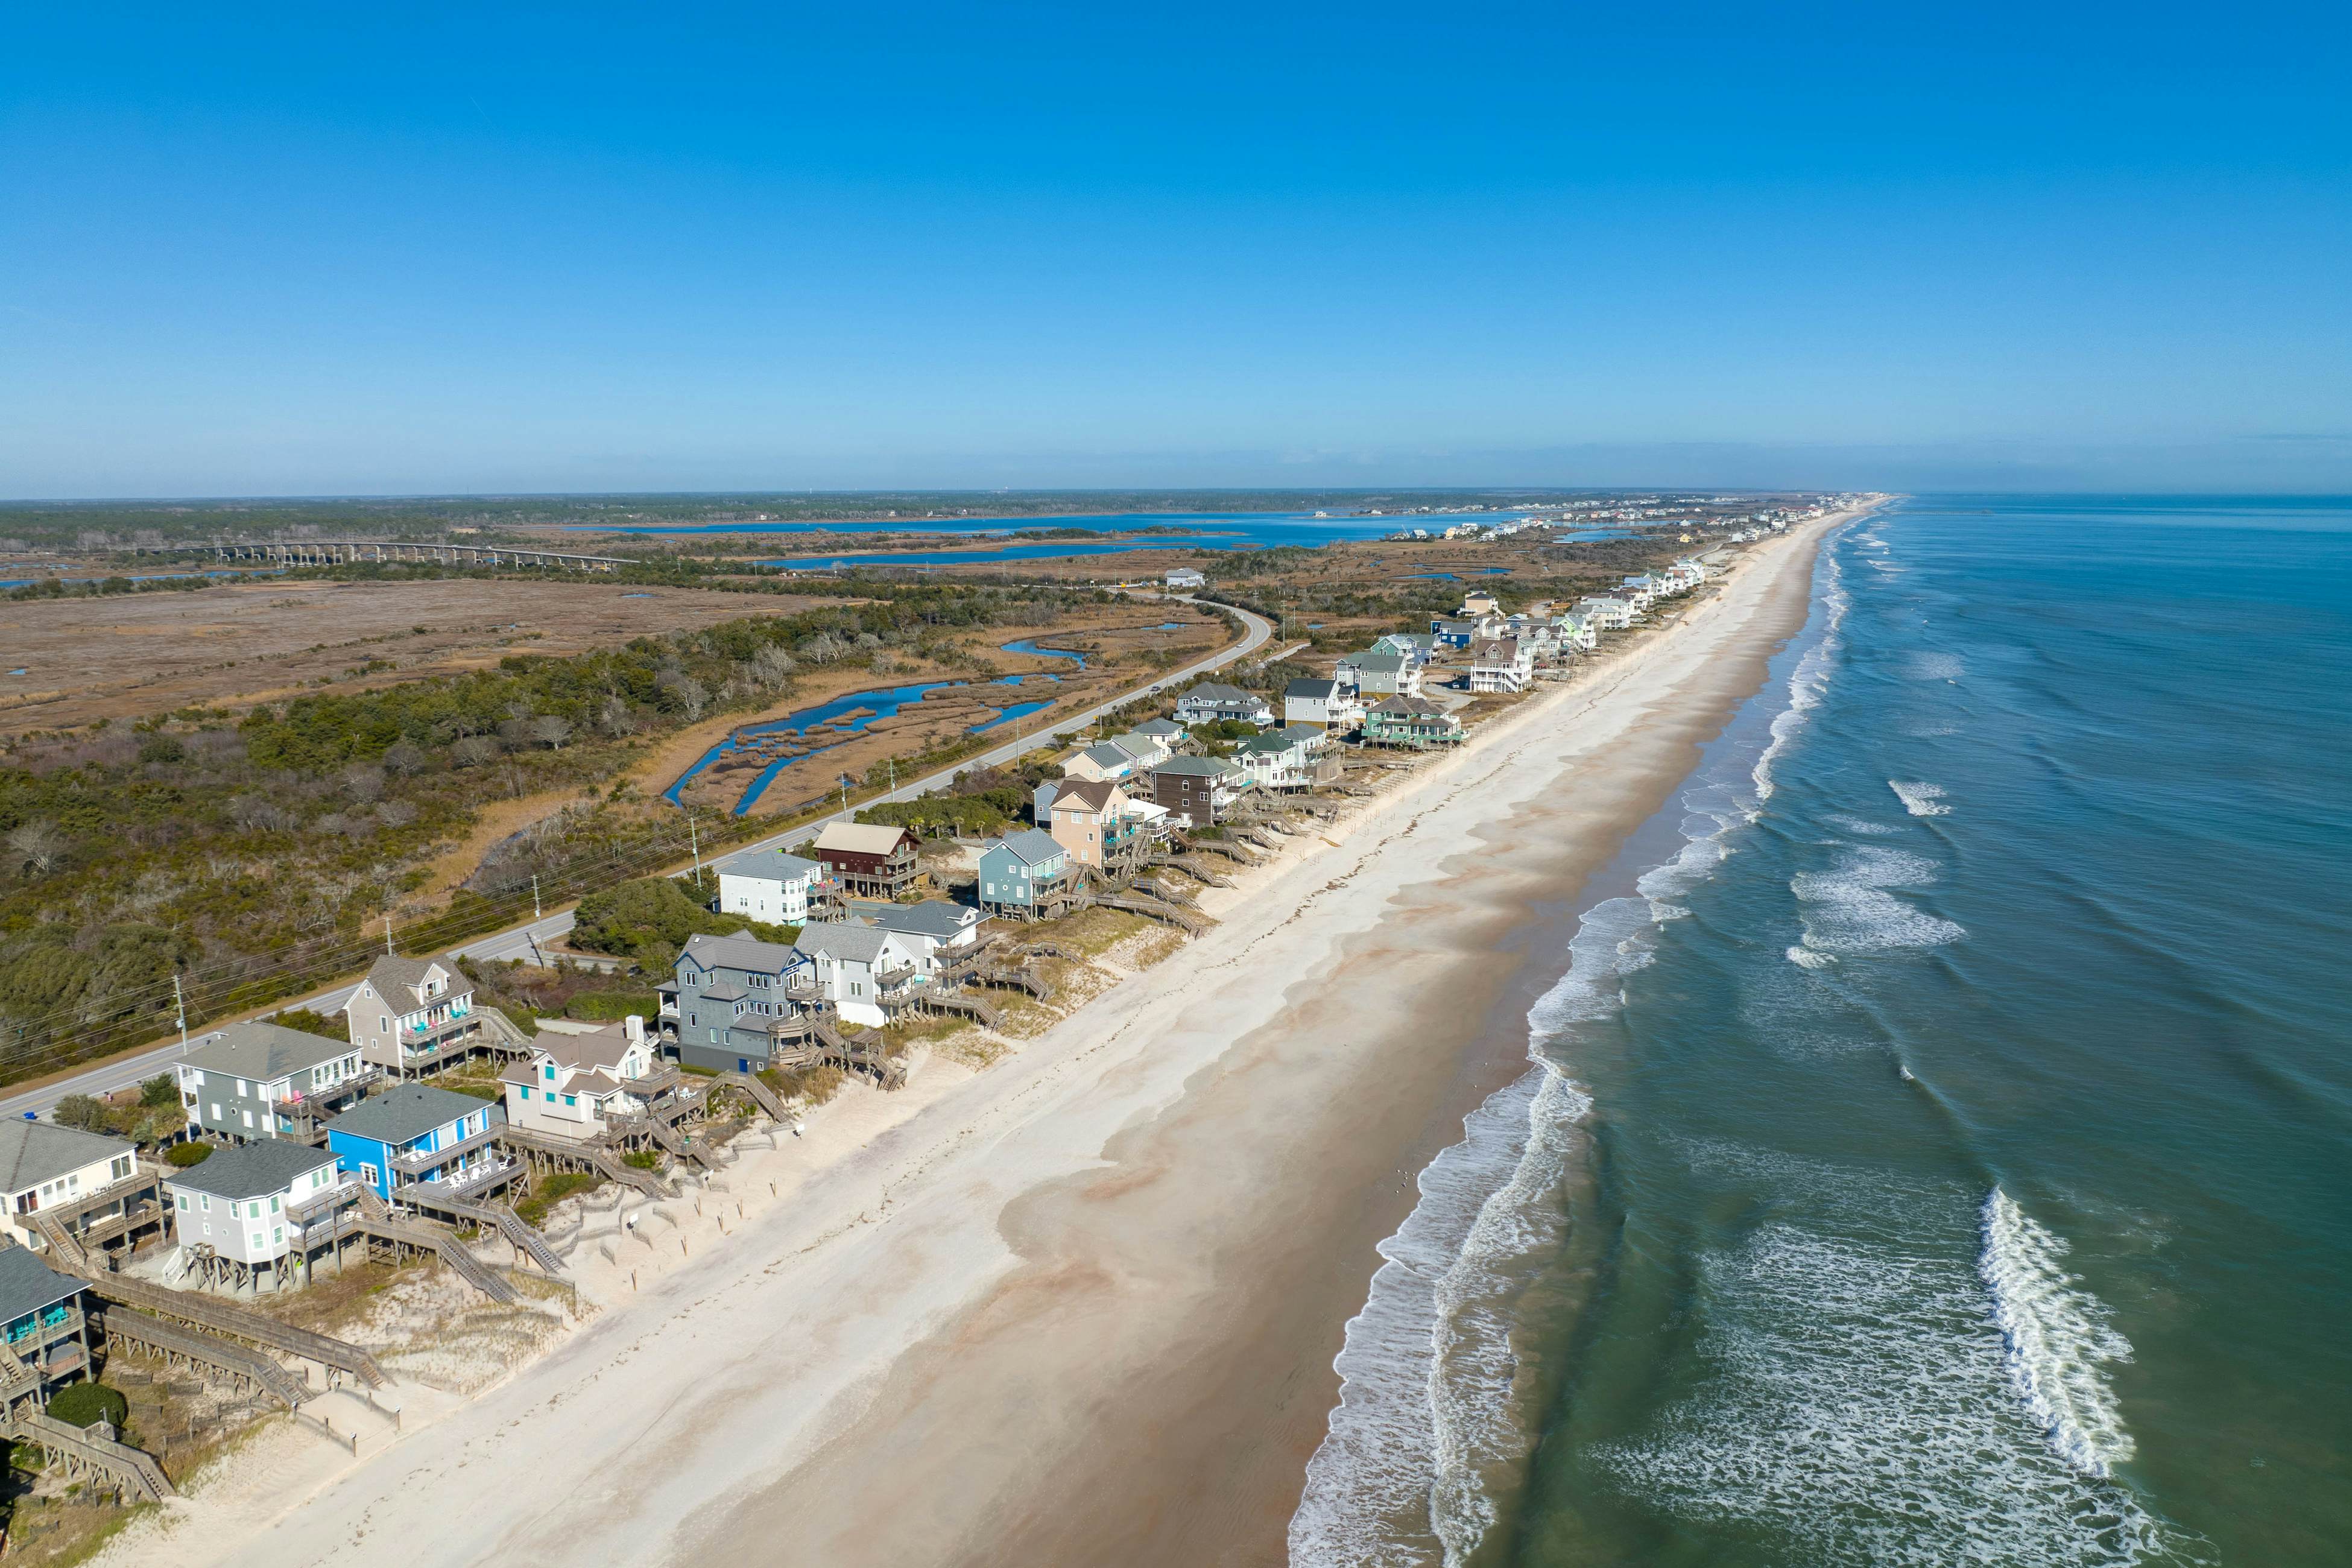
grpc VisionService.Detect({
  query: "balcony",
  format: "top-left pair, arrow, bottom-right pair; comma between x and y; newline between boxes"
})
389,1121 -> 502,1175
424,1156 -> 517,1202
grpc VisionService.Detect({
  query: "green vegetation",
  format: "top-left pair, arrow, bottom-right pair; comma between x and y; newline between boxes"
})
163,1142 -> 212,1168
854,784 -> 1025,839
51,1074 -> 184,1146
567,877 -> 794,970
514,1171 -> 600,1227
564,988 -> 662,1022
0,579 -> 1089,1084
273,1007 -> 349,1041
621,1150 -> 660,1170
46,1382 -> 128,1432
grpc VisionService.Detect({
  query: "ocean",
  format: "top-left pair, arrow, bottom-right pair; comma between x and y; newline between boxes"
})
1292,496 -> 2352,1566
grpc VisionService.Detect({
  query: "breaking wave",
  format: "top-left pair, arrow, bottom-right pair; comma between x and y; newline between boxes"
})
1889,779 -> 1952,817
1979,1189 -> 2139,1478
1792,846 -> 1966,955
1786,945 -> 1838,969
1753,551 -> 1848,803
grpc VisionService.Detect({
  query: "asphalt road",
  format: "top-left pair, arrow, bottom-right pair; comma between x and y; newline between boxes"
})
0,595 -> 1274,1122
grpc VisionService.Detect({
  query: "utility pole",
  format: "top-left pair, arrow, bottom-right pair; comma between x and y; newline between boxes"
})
384,904 -> 394,956
887,757 -> 896,794
532,874 -> 542,920
688,813 -> 704,888
172,974 -> 188,1050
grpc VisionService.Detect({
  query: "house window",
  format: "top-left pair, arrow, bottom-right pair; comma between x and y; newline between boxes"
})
564,1095 -> 577,1107
519,1087 -> 531,1100
270,1194 -> 281,1213
359,1163 -> 379,1187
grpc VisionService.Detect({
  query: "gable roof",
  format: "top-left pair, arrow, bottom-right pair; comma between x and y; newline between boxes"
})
1472,638 -> 1522,662
813,821 -> 915,858
1152,755 -> 1239,778
846,899 -> 980,940
795,922 -> 895,966
0,1121 -> 131,1196
1285,678 -> 1337,700
990,829 -> 1066,867
165,1137 -> 338,1201
528,1022 -> 639,1075
325,1083 -> 490,1146
1052,779 -> 1125,812
184,1021 -> 353,1083
1178,681 -> 1253,704
1371,695 -> 1449,717
1133,717 -> 1185,737
1107,733 -> 1162,760
718,849 -> 822,884
360,953 -> 460,1008
679,931 -> 803,976
1342,651 -> 1405,672
0,1245 -> 81,1325
1079,742 -> 1131,770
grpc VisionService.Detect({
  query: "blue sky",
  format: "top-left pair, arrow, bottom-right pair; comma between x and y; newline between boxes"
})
4,2 -> 2348,497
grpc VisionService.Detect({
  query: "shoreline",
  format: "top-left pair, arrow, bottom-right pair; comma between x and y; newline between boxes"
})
101,503 -> 1871,1568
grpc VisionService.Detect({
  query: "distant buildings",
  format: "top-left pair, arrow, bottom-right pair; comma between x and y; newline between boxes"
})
1165,567 -> 1207,591
1174,681 -> 1274,728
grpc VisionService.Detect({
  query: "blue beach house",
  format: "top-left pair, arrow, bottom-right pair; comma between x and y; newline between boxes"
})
324,1083 -> 504,1203
976,829 -> 1073,920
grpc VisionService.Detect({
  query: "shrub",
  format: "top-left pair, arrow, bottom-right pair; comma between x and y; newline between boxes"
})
47,1382 -> 128,1432
50,1095 -> 109,1133
164,1142 -> 213,1168
137,1073 -> 178,1108
621,1150 -> 660,1170
514,1171 -> 599,1227
273,1007 -> 350,1042
564,990 -> 660,1022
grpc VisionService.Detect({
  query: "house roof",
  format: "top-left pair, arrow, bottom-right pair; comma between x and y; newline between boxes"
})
1370,695 -> 1449,717
991,829 -> 1067,867
813,821 -> 914,858
360,953 -> 464,1010
679,932 -> 802,976
718,849 -> 822,884
183,1021 -> 352,1083
1107,733 -> 1162,760
0,1245 -> 81,1325
1472,638 -> 1521,662
845,899 -> 980,940
1343,652 -> 1405,672
1079,742 -> 1131,770
1053,778 -> 1125,812
1133,717 -> 1185,737
1177,681 -> 1258,705
1435,619 -> 1481,634
1153,756 -> 1238,778
1285,678 -> 1337,700
0,1121 -> 131,1197
795,923 -> 896,966
529,1022 -> 639,1074
325,1083 -> 492,1146
165,1137 -> 338,1201
697,980 -> 750,1002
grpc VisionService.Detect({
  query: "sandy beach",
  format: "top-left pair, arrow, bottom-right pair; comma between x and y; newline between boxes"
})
105,504 -> 1867,1568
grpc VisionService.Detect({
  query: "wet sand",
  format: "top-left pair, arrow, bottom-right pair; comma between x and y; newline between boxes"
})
113,506 -> 1862,1568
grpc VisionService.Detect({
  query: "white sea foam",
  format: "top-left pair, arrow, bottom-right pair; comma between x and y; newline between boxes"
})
1752,553 -> 1846,804
1600,1220 -> 2180,1566
1785,945 -> 1837,969
1979,1189 -> 2139,1478
1889,779 -> 1952,817
1792,846 -> 1965,955
1826,812 -> 1900,836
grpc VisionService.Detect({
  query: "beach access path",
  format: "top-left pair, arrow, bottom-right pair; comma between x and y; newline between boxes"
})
0,594 -> 1270,1122
101,504 -> 1873,1568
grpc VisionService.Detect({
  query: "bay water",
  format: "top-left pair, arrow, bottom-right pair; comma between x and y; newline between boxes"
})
1292,496 -> 2352,1566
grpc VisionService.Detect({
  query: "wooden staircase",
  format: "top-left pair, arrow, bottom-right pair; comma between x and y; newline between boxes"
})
100,1306 -> 310,1411
60,1268 -> 387,1389
4,1409 -> 172,1502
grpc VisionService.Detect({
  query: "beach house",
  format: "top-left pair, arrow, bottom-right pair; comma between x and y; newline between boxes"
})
0,1247 -> 95,1402
715,848 -> 826,925
325,1084 -> 508,1206
343,954 -> 481,1079
1108,730 -> 1173,770
500,1019 -> 659,1142
1060,740 -> 1142,783
1235,725 -> 1332,791
1173,681 -> 1272,728
1363,695 -> 1465,750
666,933 -> 811,1072
163,1139 -> 346,1291
1457,590 -> 1501,617
1576,595 -> 1634,631
1335,651 -> 1424,699
812,821 -> 923,900
176,1021 -> 373,1144
794,923 -> 924,1028
0,1121 -> 150,1259
1370,632 -> 1437,666
1617,576 -> 1658,613
977,829 -> 1075,920
1283,678 -> 1364,732
1131,716 -> 1187,747
1050,778 -> 1155,872
841,899 -> 986,976
1165,567 -> 1207,591
1429,618 -> 1487,650
1469,637 -> 1533,694
1147,755 -> 1247,827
